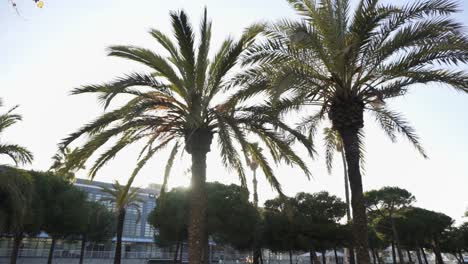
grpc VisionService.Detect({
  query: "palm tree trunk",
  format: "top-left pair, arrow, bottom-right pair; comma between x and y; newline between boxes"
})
421,247 -> 428,264
79,235 -> 87,264
391,218 -> 405,264
47,237 -> 56,264
10,232 -> 22,264
252,168 -> 262,264
339,128 -> 370,264
376,250 -> 381,264
114,208 -> 126,264
392,241 -> 397,264
174,241 -> 180,264
341,151 -> 356,264
289,250 -> 293,264
310,250 -> 315,264
187,131 -> 211,264
459,251 -> 464,264
322,250 -> 327,264
416,248 -> 423,264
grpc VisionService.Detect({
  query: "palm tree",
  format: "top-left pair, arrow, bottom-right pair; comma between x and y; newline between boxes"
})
0,99 -> 33,166
235,0 -> 468,263
101,181 -> 142,264
49,147 -> 84,181
59,9 -> 312,264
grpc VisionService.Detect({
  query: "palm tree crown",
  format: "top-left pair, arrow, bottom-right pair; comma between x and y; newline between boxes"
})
60,8 -> 311,193
0,99 -> 33,166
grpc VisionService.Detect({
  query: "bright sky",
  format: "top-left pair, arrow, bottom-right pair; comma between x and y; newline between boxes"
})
1,0 -> 467,224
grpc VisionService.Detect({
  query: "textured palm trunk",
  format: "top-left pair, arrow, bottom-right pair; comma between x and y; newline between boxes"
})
331,98 -> 370,264
187,130 -> 212,264
341,151 -> 356,264
10,232 -> 22,264
391,218 -> 405,264
252,168 -> 262,264
339,128 -> 370,264
114,208 -> 126,264
47,237 -> 56,264
79,235 -> 87,264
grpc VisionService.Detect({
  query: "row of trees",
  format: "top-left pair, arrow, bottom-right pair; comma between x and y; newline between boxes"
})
0,167 -> 115,264
150,184 -> 468,264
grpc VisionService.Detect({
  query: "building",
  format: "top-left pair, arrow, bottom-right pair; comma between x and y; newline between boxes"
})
0,178 -> 167,263
75,178 -> 161,255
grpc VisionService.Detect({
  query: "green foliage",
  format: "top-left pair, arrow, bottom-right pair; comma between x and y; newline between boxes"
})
32,171 -> 88,239
0,100 -> 33,166
262,191 -> 349,253
82,201 -> 115,243
148,187 -> 188,246
59,9 -> 312,195
394,207 -> 453,247
365,186 -> 415,218
148,182 -> 259,250
0,166 -> 34,234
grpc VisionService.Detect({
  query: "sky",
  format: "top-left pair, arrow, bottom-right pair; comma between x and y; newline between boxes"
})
1,0 -> 468,224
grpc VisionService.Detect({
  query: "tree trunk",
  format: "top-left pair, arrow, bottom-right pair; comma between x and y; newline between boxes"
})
79,235 -> 87,264
114,208 -> 126,264
174,241 -> 180,264
179,242 -> 184,264
391,219 -> 405,264
322,250 -> 327,264
416,248 -> 423,264
421,247 -> 428,264
10,232 -> 22,264
186,130 -> 212,264
341,151 -> 356,264
459,251 -> 465,264
433,236 -> 444,264
392,241 -> 397,264
376,250 -> 381,264
334,247 -> 339,264
47,237 -> 56,264
310,250 -> 315,264
407,249 -> 413,263
289,250 -> 293,264
339,128 -> 371,264
371,248 -> 376,264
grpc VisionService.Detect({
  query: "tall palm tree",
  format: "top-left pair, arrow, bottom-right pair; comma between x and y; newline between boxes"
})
60,9 -> 312,264
101,180 -> 142,264
234,0 -> 468,263
0,99 -> 33,166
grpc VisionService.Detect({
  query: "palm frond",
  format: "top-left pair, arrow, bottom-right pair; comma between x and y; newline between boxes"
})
0,144 -> 34,166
